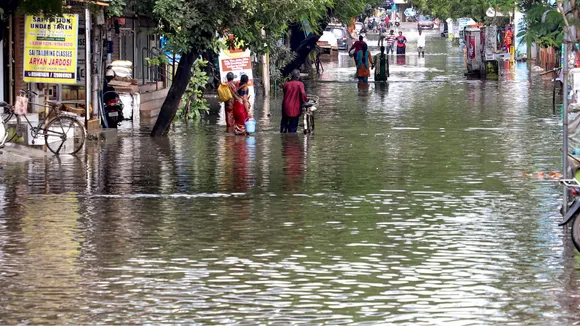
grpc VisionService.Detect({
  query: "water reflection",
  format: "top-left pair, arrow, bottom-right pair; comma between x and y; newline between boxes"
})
0,36 -> 577,324
396,54 -> 406,65
281,134 -> 304,191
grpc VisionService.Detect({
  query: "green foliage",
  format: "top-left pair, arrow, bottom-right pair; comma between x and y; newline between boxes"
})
407,0 -> 516,21
145,54 -> 169,67
518,3 -> 563,49
176,60 -> 209,121
16,0 -> 63,16
269,45 -> 296,86
107,0 -> 126,17
137,0 -> 380,57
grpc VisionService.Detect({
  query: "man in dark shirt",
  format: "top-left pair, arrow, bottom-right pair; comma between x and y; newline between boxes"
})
281,69 -> 308,133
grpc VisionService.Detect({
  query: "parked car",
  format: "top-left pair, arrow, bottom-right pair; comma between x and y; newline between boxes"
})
355,22 -> 364,34
418,15 -> 435,29
317,30 -> 338,54
325,24 -> 354,51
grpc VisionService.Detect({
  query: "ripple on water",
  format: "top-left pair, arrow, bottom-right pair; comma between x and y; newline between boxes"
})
0,39 -> 574,325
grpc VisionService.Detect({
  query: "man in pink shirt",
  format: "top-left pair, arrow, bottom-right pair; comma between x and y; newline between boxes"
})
281,69 -> 308,133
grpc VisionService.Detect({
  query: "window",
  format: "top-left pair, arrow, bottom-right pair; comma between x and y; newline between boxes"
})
331,29 -> 345,39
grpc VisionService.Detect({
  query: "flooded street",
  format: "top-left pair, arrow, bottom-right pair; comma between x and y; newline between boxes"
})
1,33 -> 578,324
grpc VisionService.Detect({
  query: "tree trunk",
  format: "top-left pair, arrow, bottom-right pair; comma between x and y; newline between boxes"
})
282,19 -> 332,76
150,50 -> 197,137
281,34 -> 322,76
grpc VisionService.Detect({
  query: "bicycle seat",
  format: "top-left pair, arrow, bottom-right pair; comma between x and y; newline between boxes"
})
0,101 -> 8,107
302,101 -> 315,108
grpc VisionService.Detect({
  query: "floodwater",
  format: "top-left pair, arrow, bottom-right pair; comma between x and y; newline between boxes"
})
0,31 -> 577,324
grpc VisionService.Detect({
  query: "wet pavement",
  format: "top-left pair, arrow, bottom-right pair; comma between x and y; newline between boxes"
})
0,31 -> 577,324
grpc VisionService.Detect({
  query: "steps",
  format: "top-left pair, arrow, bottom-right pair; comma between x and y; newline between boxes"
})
139,83 -> 168,120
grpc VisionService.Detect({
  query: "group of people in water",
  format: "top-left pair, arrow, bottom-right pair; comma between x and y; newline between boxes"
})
224,69 -> 308,135
223,72 -> 252,135
223,29 -> 428,136
350,29 -> 427,83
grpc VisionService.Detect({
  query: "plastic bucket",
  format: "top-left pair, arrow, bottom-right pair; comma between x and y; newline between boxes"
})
245,119 -> 256,134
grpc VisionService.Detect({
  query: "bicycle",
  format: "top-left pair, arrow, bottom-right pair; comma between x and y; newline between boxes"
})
302,95 -> 319,134
1,89 -> 86,155
0,103 -> 8,148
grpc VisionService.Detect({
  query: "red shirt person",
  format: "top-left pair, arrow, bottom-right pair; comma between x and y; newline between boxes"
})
395,31 -> 407,55
349,35 -> 366,60
281,69 -> 308,133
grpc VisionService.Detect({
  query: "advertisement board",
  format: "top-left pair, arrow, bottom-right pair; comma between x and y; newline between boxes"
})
218,47 -> 254,100
23,14 -> 79,84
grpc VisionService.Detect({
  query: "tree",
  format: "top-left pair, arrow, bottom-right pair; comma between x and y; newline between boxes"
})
518,2 -> 562,49
281,0 -> 381,76
1,0 -> 66,37
407,0 -> 516,21
145,0 -> 381,136
144,0 -> 319,136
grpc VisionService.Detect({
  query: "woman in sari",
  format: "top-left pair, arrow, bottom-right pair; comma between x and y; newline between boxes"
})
356,43 -> 373,83
373,45 -> 389,82
224,72 -> 238,128
233,74 -> 252,135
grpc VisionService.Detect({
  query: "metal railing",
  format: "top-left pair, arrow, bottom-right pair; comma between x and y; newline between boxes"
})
142,47 -> 176,89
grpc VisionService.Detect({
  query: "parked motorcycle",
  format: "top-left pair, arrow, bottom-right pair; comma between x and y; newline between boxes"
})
103,91 -> 124,128
103,70 -> 124,128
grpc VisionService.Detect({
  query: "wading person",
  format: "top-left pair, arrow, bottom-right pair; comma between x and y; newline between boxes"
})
281,69 -> 308,133
373,46 -> 389,82
378,24 -> 387,47
349,35 -> 366,64
417,29 -> 426,57
356,43 -> 373,83
386,30 -> 396,54
224,72 -> 238,128
396,31 -> 407,55
233,74 -> 251,135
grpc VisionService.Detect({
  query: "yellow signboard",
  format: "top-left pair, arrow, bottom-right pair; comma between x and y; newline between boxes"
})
23,14 -> 79,84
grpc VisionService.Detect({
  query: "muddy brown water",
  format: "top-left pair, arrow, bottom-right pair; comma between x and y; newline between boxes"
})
0,34 -> 577,324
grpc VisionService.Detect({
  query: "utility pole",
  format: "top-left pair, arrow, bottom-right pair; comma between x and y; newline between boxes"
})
563,42 -> 569,213
261,29 -> 270,97
84,3 -> 91,128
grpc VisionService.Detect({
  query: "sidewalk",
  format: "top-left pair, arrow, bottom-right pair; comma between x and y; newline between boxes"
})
0,142 -> 48,163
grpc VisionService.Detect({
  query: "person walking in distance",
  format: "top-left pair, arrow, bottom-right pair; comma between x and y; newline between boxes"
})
417,29 -> 426,57
373,46 -> 389,82
356,43 -> 373,83
385,30 -> 396,54
378,24 -> 387,47
395,31 -> 407,55
281,69 -> 309,133
349,35 -> 367,63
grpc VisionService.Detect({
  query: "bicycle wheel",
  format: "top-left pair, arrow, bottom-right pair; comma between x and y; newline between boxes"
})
572,215 -> 580,253
309,114 -> 315,132
44,115 -> 86,155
